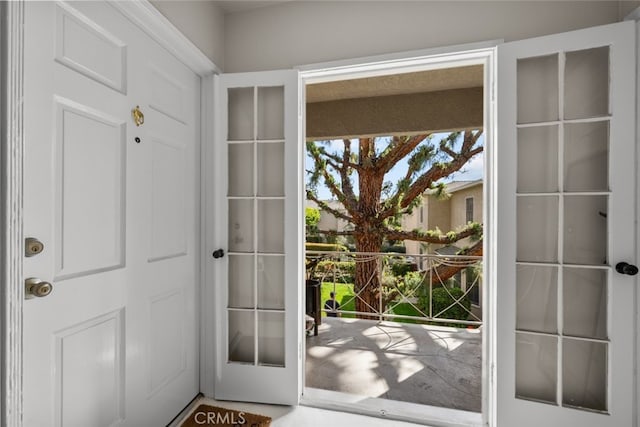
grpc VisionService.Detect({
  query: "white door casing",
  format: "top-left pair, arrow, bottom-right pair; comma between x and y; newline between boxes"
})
496,21 -> 636,427
213,70 -> 303,405
23,2 -> 201,426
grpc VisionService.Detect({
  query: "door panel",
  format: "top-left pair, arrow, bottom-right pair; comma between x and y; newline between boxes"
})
53,98 -> 126,280
23,2 -> 200,426
497,21 -> 636,427
214,70 -> 302,405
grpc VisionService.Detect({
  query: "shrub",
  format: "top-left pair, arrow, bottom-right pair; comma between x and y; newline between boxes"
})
390,261 -> 418,277
314,260 -> 356,283
418,286 -> 470,326
305,242 -> 348,252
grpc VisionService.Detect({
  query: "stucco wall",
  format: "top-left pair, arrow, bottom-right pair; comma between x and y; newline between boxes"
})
151,0 -> 225,68
450,185 -> 483,229
224,1 -> 622,72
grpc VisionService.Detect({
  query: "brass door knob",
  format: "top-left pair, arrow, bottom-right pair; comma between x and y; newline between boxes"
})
25,278 -> 53,299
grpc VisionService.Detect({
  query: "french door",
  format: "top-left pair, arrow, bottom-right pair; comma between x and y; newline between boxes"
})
496,21 -> 636,427
213,70 -> 303,405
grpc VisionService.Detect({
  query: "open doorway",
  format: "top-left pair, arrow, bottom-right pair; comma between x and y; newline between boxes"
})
302,60 -> 487,417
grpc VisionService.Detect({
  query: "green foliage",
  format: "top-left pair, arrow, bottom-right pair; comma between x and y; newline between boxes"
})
305,207 -> 320,229
390,261 -> 417,277
305,242 -> 348,252
388,303 -> 423,324
315,261 -> 356,283
418,287 -> 470,326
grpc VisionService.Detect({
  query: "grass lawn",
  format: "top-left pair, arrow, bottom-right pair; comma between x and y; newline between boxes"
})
320,282 -> 355,318
387,302 -> 426,324
319,282 -> 425,323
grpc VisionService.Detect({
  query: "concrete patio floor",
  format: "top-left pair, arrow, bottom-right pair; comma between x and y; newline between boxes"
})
305,317 -> 482,412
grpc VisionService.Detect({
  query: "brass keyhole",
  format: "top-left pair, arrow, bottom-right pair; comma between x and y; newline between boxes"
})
25,237 -> 44,257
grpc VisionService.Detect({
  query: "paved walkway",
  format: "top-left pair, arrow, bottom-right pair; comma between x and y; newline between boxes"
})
305,317 -> 482,412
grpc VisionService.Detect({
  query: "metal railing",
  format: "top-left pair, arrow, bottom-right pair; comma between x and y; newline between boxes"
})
306,251 -> 483,327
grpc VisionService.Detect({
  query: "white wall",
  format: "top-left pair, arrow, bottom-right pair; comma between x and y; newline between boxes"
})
224,1 -> 622,72
151,0 -> 225,68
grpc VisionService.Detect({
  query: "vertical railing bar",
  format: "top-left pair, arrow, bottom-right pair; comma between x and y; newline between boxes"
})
429,258 -> 433,320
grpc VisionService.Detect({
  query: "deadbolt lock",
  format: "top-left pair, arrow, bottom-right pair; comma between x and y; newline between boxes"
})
25,278 -> 53,299
25,237 -> 44,257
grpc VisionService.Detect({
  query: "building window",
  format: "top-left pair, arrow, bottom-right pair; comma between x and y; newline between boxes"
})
419,206 -> 424,223
465,197 -> 474,223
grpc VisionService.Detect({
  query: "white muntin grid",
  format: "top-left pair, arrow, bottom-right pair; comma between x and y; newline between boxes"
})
514,47 -> 611,412
226,85 -> 287,367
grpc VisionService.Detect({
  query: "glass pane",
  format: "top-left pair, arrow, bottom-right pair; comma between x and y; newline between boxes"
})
563,267 -> 607,339
257,86 -> 284,140
228,310 -> 254,364
563,195 -> 607,265
517,55 -> 559,124
228,143 -> 254,197
258,311 -> 285,366
517,196 -> 558,263
517,125 -> 559,193
516,333 -> 557,404
564,121 -> 609,192
228,87 -> 254,140
257,200 -> 284,253
228,255 -> 254,309
516,265 -> 557,333
562,338 -> 607,411
257,255 -> 284,310
257,142 -> 284,196
564,47 -> 609,120
229,199 -> 254,253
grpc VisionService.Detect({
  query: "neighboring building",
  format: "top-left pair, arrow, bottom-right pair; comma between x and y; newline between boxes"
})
403,180 -> 483,256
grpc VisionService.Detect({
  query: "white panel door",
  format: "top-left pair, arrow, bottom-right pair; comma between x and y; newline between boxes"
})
23,2 -> 200,426
213,70 -> 302,405
496,21 -> 636,427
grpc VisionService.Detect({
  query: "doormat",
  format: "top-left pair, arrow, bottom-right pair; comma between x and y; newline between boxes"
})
180,404 -> 271,427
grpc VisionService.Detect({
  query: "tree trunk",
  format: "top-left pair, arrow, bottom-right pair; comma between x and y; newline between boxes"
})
354,233 -> 383,319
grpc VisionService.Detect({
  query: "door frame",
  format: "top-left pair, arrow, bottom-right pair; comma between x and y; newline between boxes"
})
298,40 -> 499,427
0,1 -> 218,425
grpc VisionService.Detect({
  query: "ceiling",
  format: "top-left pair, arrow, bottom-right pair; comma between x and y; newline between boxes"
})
213,1 -> 292,14
307,65 -> 484,103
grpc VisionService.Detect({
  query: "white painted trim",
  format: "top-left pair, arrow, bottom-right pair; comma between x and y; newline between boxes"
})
1,2 -> 24,426
199,73 -> 216,399
634,17 -> 640,427
298,39 -> 502,84
302,388 -> 483,427
300,46 -> 498,427
109,0 -> 220,76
